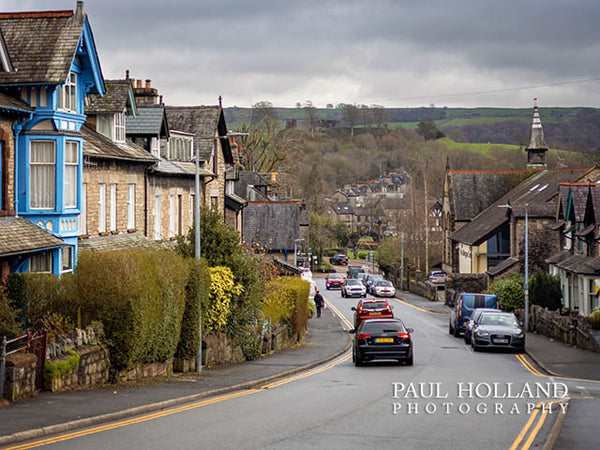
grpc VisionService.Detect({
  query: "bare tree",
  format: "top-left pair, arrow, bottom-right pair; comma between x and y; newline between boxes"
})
340,103 -> 360,138
304,100 -> 317,138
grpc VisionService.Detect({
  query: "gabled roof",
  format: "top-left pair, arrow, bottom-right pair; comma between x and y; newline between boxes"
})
165,106 -> 233,163
587,184 -> 600,223
451,168 -> 595,246
547,252 -> 600,276
150,159 -> 213,178
234,170 -> 271,201
0,4 -> 104,94
126,105 -> 169,137
82,125 -> 158,163
0,91 -> 32,113
331,202 -> 355,215
242,201 -> 301,251
0,216 -> 64,257
559,183 -> 592,223
447,170 -> 529,222
86,80 -> 137,115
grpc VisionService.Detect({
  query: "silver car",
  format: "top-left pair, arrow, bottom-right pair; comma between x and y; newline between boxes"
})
341,279 -> 367,298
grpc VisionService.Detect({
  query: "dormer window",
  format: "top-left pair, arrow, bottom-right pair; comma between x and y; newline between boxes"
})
57,72 -> 78,112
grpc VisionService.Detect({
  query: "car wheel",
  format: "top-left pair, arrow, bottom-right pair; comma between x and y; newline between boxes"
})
472,343 -> 480,352
453,326 -> 460,338
405,353 -> 414,366
353,351 -> 363,367
464,334 -> 471,345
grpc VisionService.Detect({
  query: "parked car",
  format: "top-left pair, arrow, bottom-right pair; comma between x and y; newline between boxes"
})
351,299 -> 394,328
350,318 -> 414,366
341,279 -> 367,298
300,267 -> 313,280
329,254 -> 349,265
364,274 -> 384,294
464,308 -> 501,344
347,265 -> 365,279
372,279 -> 396,297
355,272 -> 369,283
325,273 -> 345,289
428,271 -> 447,284
449,293 -> 498,337
471,312 -> 525,352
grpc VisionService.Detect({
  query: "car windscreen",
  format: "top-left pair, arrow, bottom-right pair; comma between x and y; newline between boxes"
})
329,274 -> 343,279
375,280 -> 393,287
346,279 -> 362,285
479,314 -> 519,327
362,321 -> 405,333
361,301 -> 388,310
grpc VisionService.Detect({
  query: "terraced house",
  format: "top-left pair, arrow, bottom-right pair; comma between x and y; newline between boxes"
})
0,2 -> 105,277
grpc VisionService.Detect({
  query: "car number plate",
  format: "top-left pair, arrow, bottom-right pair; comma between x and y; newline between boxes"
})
376,337 -> 394,343
494,338 -> 509,344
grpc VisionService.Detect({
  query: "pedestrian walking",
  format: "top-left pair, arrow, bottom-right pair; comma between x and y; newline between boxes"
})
314,290 -> 324,318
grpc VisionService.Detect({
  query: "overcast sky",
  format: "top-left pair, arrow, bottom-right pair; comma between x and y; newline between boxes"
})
8,0 -> 600,108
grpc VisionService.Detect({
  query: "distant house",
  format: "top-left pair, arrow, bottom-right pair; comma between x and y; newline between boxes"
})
0,2 -> 105,275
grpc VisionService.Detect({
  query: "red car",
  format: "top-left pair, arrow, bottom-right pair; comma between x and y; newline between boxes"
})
325,273 -> 345,289
351,299 -> 394,328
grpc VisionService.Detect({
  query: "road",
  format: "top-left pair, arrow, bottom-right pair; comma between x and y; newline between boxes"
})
7,275 -> 600,450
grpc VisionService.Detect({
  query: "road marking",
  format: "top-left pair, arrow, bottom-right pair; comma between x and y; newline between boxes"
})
509,399 -> 568,450
2,347 -> 352,450
323,298 -> 353,329
515,354 -> 600,384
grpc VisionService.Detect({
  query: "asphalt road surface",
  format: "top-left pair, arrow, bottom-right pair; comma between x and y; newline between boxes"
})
9,277 -> 600,450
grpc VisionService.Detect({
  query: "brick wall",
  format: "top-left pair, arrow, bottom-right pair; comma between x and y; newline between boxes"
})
0,119 -> 15,216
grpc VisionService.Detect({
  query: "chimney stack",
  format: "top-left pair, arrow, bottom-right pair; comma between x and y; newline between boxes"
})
125,69 -> 129,80
136,79 -> 142,89
145,79 -> 152,89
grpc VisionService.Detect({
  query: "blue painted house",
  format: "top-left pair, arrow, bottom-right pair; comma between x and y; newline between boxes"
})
0,2 -> 105,275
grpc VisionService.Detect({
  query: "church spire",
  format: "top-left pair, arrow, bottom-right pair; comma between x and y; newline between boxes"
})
526,98 -> 548,168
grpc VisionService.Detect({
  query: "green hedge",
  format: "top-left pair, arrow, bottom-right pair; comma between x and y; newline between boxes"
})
43,349 -> 80,383
260,277 -> 309,336
75,250 -> 187,371
175,259 -> 211,360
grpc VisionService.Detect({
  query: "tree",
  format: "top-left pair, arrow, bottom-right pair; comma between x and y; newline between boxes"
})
340,103 -> 360,138
416,120 -> 445,140
489,275 -> 524,310
304,100 -> 317,138
334,221 -> 350,248
530,270 -> 562,310
308,214 -> 335,266
370,105 -> 388,128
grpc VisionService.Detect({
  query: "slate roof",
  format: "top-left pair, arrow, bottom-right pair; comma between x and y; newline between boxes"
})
0,216 -> 64,257
150,159 -> 214,178
242,201 -> 301,251
78,232 -> 163,252
82,125 -> 157,163
451,168 -> 594,246
0,91 -> 33,113
331,202 -> 355,215
546,252 -> 600,276
126,106 -> 169,137
234,171 -> 270,201
486,257 -> 519,277
0,8 -> 86,85
165,106 -> 233,163
448,170 -> 529,222
588,185 -> 600,223
86,80 -> 136,114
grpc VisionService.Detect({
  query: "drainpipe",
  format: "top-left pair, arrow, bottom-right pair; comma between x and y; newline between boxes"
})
12,118 -> 28,217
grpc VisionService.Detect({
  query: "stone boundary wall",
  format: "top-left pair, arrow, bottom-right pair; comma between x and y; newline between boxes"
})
528,305 -> 600,353
3,352 -> 36,401
116,359 -> 173,383
45,345 -> 110,392
203,333 -> 245,368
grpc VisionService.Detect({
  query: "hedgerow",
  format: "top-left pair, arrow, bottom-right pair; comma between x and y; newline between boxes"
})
205,266 -> 243,332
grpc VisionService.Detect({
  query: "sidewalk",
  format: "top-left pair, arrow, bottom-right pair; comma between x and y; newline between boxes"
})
0,308 -> 350,446
395,289 -> 600,381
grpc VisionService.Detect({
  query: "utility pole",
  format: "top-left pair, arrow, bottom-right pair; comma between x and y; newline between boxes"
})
424,172 -> 429,274
400,232 -> 404,290
524,204 -> 529,332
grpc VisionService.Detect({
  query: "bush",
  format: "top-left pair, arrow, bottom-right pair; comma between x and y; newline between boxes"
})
261,277 -> 310,336
205,266 -> 243,332
43,349 -> 80,384
591,307 -> 600,330
489,275 -> 524,310
6,273 -> 61,330
40,312 -> 75,340
175,259 -> 211,360
75,250 -> 187,371
530,270 -> 562,310
237,324 -> 262,361
0,294 -> 20,339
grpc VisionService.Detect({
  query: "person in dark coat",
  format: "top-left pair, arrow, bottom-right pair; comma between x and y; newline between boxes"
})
314,290 -> 324,318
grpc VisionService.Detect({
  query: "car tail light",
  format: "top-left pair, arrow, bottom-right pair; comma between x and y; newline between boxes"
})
398,333 -> 410,340
357,333 -> 371,340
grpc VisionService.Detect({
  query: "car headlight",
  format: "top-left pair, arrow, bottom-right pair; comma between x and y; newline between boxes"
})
513,331 -> 524,338
475,331 -> 489,337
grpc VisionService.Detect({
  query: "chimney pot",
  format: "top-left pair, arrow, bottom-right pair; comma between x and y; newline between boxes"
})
125,69 -> 129,80
136,79 -> 142,88
145,79 -> 151,88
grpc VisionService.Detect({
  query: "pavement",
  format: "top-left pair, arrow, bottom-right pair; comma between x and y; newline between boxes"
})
0,307 -> 350,446
1,285 -> 599,447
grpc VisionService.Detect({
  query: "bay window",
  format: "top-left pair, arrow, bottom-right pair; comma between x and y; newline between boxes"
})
58,72 -> 77,112
114,112 -> 125,142
30,140 -> 55,209
30,252 -> 52,273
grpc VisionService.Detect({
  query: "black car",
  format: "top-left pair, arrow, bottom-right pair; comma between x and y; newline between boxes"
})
464,308 -> 501,345
471,312 -> 525,352
350,318 -> 413,366
329,254 -> 349,265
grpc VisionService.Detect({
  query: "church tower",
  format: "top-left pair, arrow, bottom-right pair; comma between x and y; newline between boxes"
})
526,98 -> 549,167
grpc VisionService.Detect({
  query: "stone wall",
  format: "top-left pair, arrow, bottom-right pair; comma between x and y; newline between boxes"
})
44,345 -> 110,392
3,352 -> 36,401
529,305 -> 600,353
203,332 -> 245,368
116,359 -> 173,383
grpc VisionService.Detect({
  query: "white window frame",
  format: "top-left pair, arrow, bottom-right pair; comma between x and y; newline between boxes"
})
98,183 -> 106,233
97,115 -> 111,139
114,111 -> 126,143
109,184 -> 117,232
62,246 -> 73,273
30,140 -> 56,209
151,137 -> 160,157
64,141 -> 78,208
169,195 -> 176,238
154,195 -> 162,240
127,184 -> 136,230
58,72 -> 77,112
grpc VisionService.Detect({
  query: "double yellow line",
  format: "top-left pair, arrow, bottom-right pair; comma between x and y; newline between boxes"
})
516,354 -> 545,377
509,399 -> 569,450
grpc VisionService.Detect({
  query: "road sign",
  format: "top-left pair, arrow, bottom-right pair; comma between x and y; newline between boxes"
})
595,279 -> 600,298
